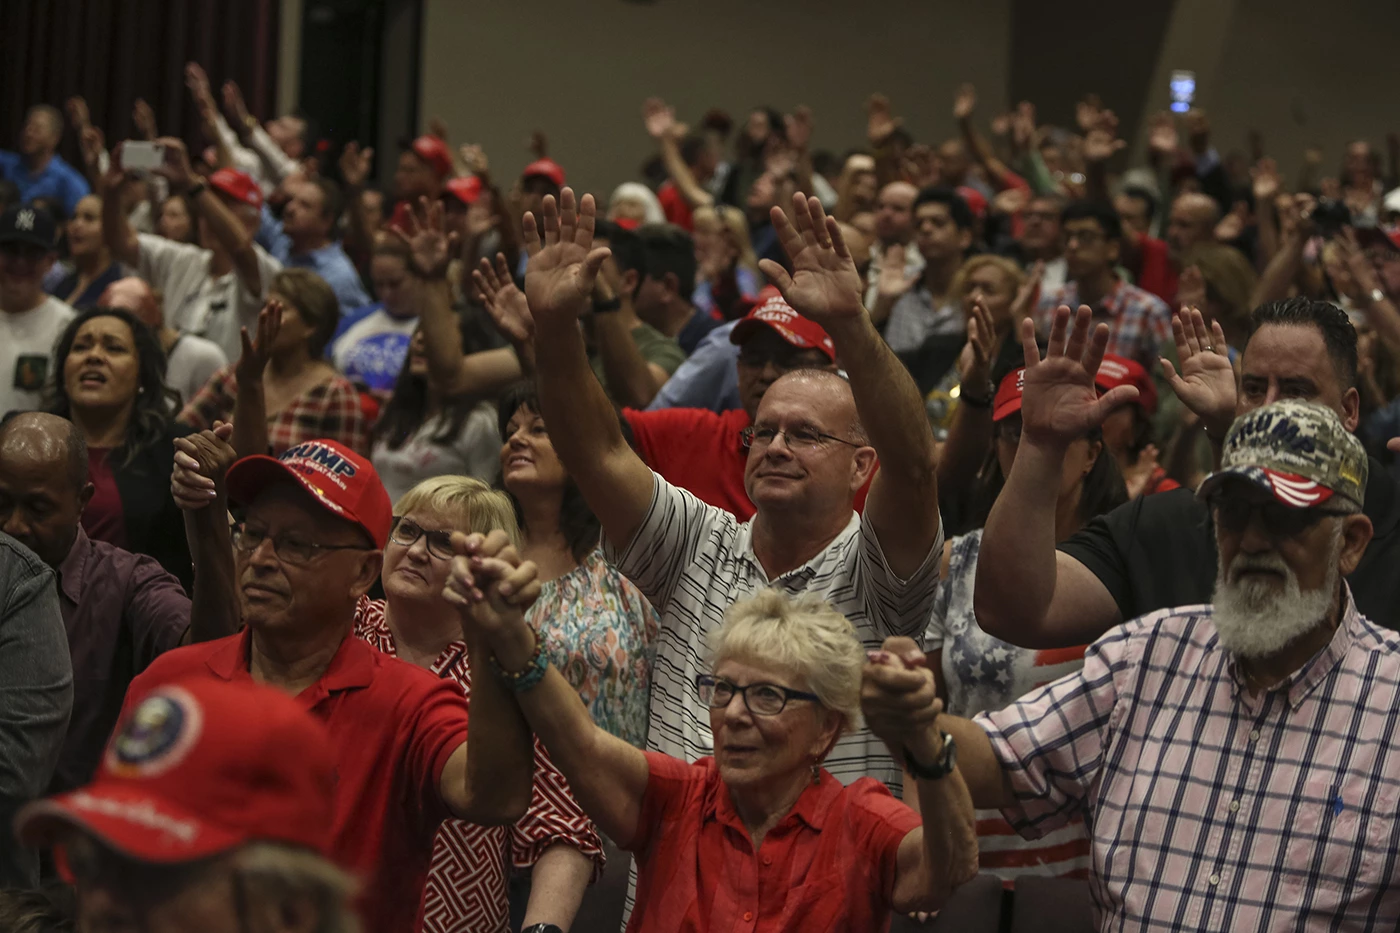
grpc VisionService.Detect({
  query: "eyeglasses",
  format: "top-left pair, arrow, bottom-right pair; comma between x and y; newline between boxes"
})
740,425 -> 862,452
696,675 -> 820,716
389,516 -> 456,560
1209,498 -> 1350,539
1064,228 -> 1106,245
231,524 -> 372,566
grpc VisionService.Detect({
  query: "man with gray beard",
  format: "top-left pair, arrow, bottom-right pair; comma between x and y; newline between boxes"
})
900,398 -> 1400,931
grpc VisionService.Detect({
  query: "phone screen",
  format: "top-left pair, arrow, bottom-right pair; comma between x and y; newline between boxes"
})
121,141 -> 165,172
1170,70 -> 1196,114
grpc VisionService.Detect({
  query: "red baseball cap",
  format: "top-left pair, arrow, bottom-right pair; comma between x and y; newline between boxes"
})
208,168 -> 263,210
408,135 -> 454,179
1094,354 -> 1157,416
522,158 -> 566,188
16,677 -> 336,862
728,287 -> 836,361
992,367 -> 1026,421
225,439 -> 393,548
443,174 -> 483,207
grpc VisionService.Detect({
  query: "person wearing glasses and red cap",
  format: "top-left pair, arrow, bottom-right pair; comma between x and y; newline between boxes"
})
112,439 -> 533,932
17,676 -> 358,933
101,138 -> 282,363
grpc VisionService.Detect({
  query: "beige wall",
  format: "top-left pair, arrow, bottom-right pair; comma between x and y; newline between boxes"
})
421,0 -> 1011,196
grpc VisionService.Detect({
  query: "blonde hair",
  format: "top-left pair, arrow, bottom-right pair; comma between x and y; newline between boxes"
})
235,843 -> 359,933
951,254 -> 1026,303
1185,241 -> 1259,333
693,204 -> 759,275
394,475 -> 521,548
711,589 -> 865,734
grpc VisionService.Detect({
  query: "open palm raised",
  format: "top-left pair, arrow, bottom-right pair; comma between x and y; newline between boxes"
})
758,193 -> 864,323
1018,305 -> 1140,448
522,188 -> 611,324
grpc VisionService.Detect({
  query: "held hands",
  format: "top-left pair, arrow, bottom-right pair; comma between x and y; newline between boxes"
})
444,530 -> 542,662
394,198 -> 457,280
171,421 -> 236,511
1017,305 -> 1139,449
522,188 -> 612,324
1160,307 -> 1235,438
861,637 -> 945,761
474,252 -> 535,347
235,299 -> 284,386
759,193 -> 865,324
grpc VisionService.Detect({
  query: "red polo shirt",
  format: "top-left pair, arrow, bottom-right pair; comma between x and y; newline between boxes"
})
121,628 -> 468,933
624,407 -> 872,522
624,753 -> 921,932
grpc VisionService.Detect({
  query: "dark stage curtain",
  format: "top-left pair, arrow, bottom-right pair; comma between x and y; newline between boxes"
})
0,0 -> 280,177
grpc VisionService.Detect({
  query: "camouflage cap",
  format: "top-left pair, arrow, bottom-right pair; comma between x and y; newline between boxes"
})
1197,400 -> 1368,509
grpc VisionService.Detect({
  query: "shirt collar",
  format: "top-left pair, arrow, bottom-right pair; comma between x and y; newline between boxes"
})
357,597 -> 467,680
1225,584 -> 1360,710
735,512 -> 859,585
708,766 -> 841,835
206,624 -> 377,699
56,526 -> 92,605
1065,279 -> 1125,317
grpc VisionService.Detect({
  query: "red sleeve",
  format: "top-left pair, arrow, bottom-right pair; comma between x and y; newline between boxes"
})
658,184 -> 694,231
622,751 -> 705,854
625,407 -> 702,471
405,675 -> 469,822
846,778 -> 923,902
508,738 -> 606,878
996,170 -> 1031,193
1135,237 -> 1178,306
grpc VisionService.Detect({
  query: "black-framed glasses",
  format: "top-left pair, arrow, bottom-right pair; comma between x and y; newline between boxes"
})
740,425 -> 862,452
231,524 -> 372,566
696,674 -> 820,716
389,516 -> 456,560
1209,497 -> 1350,539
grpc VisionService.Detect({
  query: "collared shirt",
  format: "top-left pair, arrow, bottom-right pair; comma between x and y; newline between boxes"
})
282,241 -> 372,314
178,364 -> 370,456
624,752 -> 920,931
884,287 -> 964,354
122,626 -> 469,933
0,150 -> 90,215
53,528 -> 189,793
605,474 -> 941,794
353,597 -> 603,933
644,320 -> 742,414
1033,279 -> 1172,367
974,591 -> 1400,931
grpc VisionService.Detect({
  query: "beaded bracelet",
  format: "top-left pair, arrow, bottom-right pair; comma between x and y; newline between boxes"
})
488,636 -> 548,692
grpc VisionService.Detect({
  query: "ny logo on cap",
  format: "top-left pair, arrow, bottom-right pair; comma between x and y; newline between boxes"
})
15,209 -> 35,231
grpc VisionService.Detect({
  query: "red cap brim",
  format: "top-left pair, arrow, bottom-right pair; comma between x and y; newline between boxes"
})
729,318 -> 836,361
16,786 -> 245,864
992,397 -> 1022,422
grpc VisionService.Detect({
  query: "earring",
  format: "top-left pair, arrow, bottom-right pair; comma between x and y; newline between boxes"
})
810,759 -> 820,785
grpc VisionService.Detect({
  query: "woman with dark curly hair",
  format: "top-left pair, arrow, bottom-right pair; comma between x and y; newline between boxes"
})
497,380 -> 659,748
45,305 -> 193,587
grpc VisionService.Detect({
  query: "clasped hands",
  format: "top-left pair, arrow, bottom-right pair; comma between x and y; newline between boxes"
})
862,636 -> 947,765
443,530 -> 542,671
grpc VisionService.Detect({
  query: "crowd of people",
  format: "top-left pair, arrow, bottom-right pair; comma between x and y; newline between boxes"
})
0,61 -> 1399,933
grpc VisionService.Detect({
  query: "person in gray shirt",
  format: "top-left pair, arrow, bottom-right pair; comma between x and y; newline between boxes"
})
0,530 -> 72,888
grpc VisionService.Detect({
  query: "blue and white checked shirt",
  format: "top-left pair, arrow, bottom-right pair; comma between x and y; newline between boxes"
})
974,590 -> 1400,931
1034,279 -> 1172,368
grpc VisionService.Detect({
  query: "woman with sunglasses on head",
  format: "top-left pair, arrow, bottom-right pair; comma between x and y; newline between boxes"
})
452,561 -> 978,930
923,364 -> 1126,886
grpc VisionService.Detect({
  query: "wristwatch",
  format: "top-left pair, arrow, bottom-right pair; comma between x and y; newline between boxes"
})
904,732 -> 957,781
521,925 -> 564,933
592,296 -> 622,313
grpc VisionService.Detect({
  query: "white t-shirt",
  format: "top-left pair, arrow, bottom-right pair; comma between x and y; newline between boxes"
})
136,233 -> 282,362
165,333 -> 228,409
332,309 -> 419,394
370,403 -> 500,504
0,296 -> 77,416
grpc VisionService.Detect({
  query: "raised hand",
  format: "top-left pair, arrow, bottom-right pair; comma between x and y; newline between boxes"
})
1010,101 -> 1037,153
459,143 -> 489,178
1075,94 -> 1103,134
956,297 -> 996,393
1147,112 -> 1179,158
184,62 -> 217,116
861,636 -> 943,755
642,97 -> 681,141
152,136 -> 195,191
1214,202 -> 1248,242
132,99 -> 158,141
1335,227 -> 1386,299
339,141 -> 374,189
528,130 -> 548,159
65,96 -> 91,131
759,193 -> 864,323
866,94 -> 901,147
221,80 -> 251,128
427,115 -> 450,142
953,83 -> 977,122
522,187 -> 612,324
474,252 -> 534,347
784,106 -> 813,153
1018,305 -> 1139,449
394,198 -> 457,280
1160,307 -> 1236,437
235,299 -> 284,388
1122,444 -> 1162,499
171,422 -> 237,511
875,243 -> 920,303
79,126 -> 106,173
1251,157 -> 1282,202
1083,110 -> 1126,164
445,530 -> 542,659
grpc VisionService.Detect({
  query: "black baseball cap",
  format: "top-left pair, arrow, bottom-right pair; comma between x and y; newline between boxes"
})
0,205 -> 58,250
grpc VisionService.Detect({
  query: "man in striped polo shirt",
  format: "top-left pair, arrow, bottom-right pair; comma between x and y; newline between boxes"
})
523,187 -> 944,794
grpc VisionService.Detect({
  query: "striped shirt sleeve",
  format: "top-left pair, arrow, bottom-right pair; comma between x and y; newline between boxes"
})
604,472 -> 729,615
856,509 -> 944,640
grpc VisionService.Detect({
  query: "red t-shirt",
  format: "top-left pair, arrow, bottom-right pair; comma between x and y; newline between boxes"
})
658,181 -> 694,231
624,407 -> 874,522
1131,235 -> 1178,307
624,752 -> 921,932
121,628 -> 468,933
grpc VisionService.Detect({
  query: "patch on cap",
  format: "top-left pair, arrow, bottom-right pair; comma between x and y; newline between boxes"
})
106,687 -> 204,778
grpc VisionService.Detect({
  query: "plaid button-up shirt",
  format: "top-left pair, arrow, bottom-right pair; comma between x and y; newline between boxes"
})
1034,279 -> 1172,368
975,590 -> 1400,931
178,363 -> 370,456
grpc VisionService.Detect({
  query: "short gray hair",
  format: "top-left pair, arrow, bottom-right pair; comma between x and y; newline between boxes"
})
711,589 -> 865,734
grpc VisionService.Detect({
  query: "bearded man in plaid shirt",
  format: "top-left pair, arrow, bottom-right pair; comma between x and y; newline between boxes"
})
868,399 -> 1400,931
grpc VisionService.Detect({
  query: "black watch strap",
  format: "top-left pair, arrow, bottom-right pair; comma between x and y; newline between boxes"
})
592,296 -> 622,313
904,732 -> 957,780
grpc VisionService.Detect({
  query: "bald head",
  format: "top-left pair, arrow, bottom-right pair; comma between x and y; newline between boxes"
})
100,277 -> 162,328
0,413 -> 91,567
1167,192 -> 1221,258
875,182 -> 919,245
763,369 -> 867,443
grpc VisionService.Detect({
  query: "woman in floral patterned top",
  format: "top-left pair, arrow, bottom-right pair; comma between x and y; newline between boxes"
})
498,382 -> 660,748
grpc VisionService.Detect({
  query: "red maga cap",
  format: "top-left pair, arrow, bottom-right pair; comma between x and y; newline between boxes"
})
226,439 -> 393,548
728,287 -> 836,361
1094,353 -> 1158,416
208,168 -> 263,210
444,174 -> 483,206
521,158 -> 565,188
992,367 -> 1027,422
409,135 -> 454,179
16,677 -> 336,862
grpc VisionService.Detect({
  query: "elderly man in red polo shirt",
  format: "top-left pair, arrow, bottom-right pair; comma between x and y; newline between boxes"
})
119,438 -> 533,933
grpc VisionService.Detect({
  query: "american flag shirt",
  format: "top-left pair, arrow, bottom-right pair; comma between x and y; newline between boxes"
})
354,597 -> 604,933
974,589 -> 1400,931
